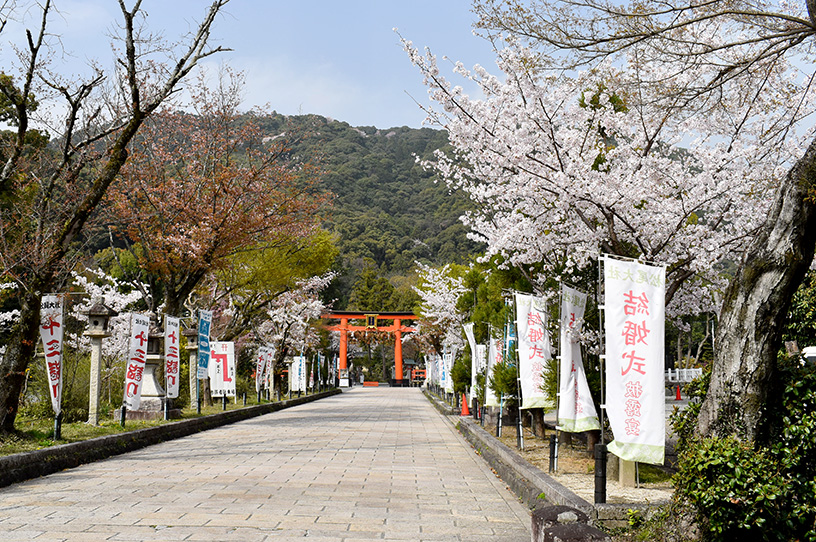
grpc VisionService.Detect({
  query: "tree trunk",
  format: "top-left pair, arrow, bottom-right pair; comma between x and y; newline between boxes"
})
697,137 -> 816,442
0,290 -> 43,433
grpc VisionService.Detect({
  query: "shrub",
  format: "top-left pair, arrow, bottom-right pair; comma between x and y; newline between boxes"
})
672,364 -> 816,541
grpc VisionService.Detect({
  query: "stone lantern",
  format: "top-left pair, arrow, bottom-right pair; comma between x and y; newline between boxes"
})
83,299 -> 117,425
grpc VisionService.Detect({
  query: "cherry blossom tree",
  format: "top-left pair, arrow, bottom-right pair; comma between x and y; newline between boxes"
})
412,0 -> 816,440
0,0 -> 230,433
402,37 -> 802,321
107,69 -> 328,318
254,272 -> 335,396
412,262 -> 468,355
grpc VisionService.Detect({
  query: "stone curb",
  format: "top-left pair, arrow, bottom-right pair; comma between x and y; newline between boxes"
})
426,390 -> 665,528
456,416 -> 594,516
0,389 -> 342,489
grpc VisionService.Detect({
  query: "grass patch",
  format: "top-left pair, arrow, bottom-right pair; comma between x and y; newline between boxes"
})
638,463 -> 673,484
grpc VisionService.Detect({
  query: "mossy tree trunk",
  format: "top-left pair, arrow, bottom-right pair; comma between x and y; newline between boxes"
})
697,137 -> 816,442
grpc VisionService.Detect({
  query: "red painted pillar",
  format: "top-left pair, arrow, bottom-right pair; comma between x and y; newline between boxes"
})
339,318 -> 348,371
394,318 -> 403,383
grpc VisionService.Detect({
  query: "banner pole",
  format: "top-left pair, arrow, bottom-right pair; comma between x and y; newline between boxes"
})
555,285 -> 563,470
512,295 -> 524,451
596,255 -> 607,504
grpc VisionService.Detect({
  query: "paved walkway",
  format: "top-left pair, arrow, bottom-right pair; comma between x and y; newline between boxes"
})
0,388 -> 531,541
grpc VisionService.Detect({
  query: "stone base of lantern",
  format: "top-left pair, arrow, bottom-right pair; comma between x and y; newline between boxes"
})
113,397 -> 183,421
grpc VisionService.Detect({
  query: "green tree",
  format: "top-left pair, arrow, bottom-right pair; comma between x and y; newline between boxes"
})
348,260 -> 399,311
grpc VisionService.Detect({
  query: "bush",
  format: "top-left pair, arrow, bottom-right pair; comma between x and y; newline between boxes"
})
671,364 -> 816,541
450,355 -> 471,395
489,361 -> 519,412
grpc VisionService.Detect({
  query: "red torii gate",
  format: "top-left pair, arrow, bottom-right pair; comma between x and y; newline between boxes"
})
321,311 -> 417,386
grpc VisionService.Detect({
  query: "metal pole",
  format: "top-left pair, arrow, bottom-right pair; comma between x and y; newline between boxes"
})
549,434 -> 557,473
594,443 -> 607,504
595,256 -> 607,504
53,411 -> 62,440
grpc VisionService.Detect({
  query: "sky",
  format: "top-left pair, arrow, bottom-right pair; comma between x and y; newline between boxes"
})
2,1 -> 500,129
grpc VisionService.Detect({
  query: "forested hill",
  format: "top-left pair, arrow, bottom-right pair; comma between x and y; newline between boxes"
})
256,113 -> 482,304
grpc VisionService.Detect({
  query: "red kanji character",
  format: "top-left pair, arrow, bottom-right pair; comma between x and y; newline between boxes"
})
624,399 -> 641,417
131,348 -> 146,363
134,331 -> 148,347
529,344 -> 546,359
621,351 -> 646,376
527,327 -> 545,343
625,418 -> 641,436
126,363 -> 144,382
568,313 -> 576,328
41,317 -> 61,336
623,291 -> 650,316
125,382 -> 139,397
624,381 -> 643,398
45,339 -> 61,357
167,330 -> 178,344
621,320 -> 651,346
47,360 -> 60,381
527,312 -> 543,327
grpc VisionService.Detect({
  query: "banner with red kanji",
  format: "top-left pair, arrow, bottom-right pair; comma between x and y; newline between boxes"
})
209,341 -> 236,397
164,316 -> 181,399
255,347 -> 267,393
515,293 -> 553,409
39,295 -> 64,415
603,256 -> 666,465
123,313 -> 150,411
557,286 -> 600,432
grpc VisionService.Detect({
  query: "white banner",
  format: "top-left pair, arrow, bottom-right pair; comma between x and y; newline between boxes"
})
443,352 -> 454,393
209,341 -> 236,397
164,316 -> 181,399
557,286 -> 600,432
290,355 -> 306,392
603,256 -> 666,465
123,313 -> 150,411
464,323 -> 477,401
39,295 -> 64,415
473,344 -> 487,402
255,348 -> 267,393
265,348 -> 275,390
516,293 -> 553,409
485,337 -> 502,407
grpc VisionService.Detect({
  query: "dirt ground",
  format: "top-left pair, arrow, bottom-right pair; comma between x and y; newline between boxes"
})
485,422 -> 674,505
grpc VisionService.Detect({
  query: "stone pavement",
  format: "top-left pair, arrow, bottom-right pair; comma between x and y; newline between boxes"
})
0,388 -> 532,541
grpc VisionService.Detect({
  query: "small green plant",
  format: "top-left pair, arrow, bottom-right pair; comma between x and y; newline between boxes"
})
626,509 -> 644,529
537,492 -> 547,500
